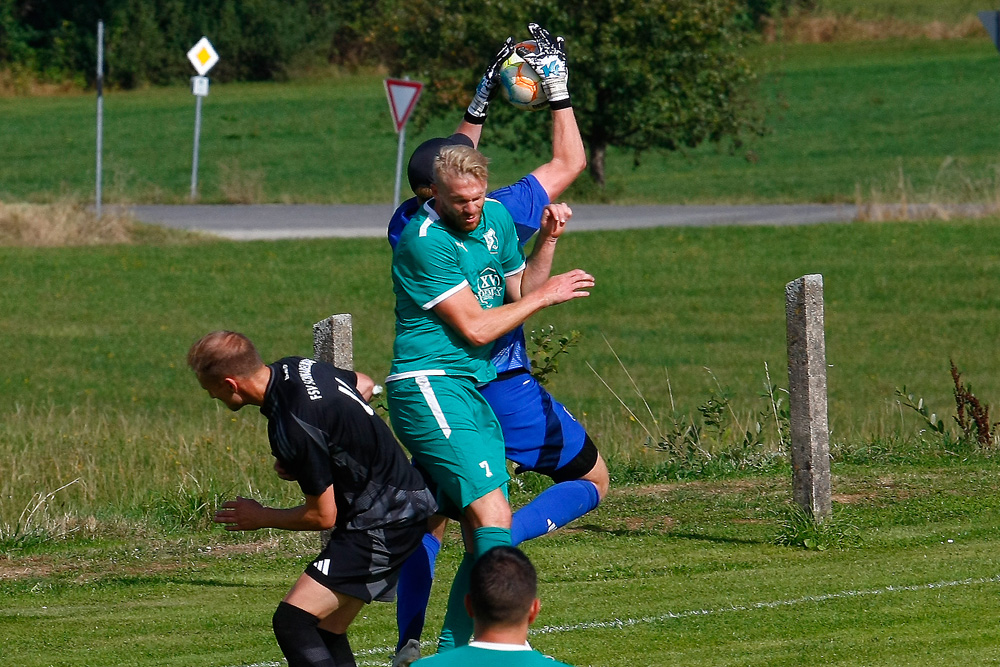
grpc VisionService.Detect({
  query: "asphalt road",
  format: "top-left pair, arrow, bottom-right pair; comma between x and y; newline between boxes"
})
130,203 -> 858,241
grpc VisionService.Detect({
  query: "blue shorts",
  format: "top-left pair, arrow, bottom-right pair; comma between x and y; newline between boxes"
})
478,371 -> 590,477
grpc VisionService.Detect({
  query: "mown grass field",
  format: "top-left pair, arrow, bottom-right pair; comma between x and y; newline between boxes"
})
3,217 -> 1000,665
4,38 -> 1000,205
6,5 -> 1000,665
5,462 -> 1000,666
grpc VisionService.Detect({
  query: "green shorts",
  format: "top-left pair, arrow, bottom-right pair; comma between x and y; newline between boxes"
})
387,373 -> 508,518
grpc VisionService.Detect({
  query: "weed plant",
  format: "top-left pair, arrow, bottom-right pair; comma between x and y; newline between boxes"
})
591,360 -> 792,487
0,479 -> 83,551
774,504 -> 862,550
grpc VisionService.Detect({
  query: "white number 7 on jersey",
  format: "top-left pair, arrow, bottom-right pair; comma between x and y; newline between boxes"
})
479,461 -> 493,478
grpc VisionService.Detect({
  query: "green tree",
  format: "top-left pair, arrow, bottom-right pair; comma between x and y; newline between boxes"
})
1,0 -> 341,88
375,0 -> 763,187
0,0 -> 38,68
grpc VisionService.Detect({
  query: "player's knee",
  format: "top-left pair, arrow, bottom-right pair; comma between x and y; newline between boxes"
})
464,487 -> 512,529
426,514 -> 449,540
585,453 -> 610,500
272,601 -> 320,647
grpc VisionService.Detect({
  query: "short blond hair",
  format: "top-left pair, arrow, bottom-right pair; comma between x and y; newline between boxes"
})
187,331 -> 263,381
434,145 -> 489,186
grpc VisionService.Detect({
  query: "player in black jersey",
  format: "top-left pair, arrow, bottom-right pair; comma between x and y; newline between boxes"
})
187,331 -> 437,667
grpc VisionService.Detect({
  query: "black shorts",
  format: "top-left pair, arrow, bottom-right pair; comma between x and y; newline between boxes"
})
524,434 -> 600,483
304,522 -> 426,603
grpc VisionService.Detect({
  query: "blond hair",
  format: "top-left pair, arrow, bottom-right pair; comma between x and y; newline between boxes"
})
434,145 -> 489,186
187,331 -> 264,381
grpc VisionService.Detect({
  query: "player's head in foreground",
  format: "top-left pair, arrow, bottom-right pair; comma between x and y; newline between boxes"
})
467,546 -> 541,637
187,330 -> 269,411
407,133 -> 475,203
431,144 -> 491,234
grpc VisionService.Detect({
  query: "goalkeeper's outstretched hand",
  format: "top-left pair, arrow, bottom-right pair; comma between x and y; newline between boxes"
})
465,36 -> 516,124
518,22 -> 571,109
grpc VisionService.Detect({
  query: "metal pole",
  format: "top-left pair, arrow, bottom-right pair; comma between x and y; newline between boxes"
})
393,125 -> 406,209
191,92 -> 203,201
95,20 -> 104,218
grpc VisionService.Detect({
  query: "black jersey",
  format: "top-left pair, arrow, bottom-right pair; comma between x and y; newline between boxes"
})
261,357 -> 436,532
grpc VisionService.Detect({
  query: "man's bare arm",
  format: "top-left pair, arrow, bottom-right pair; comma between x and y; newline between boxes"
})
213,485 -> 337,531
454,120 -> 483,148
519,203 -> 572,296
530,107 -> 586,200
460,105 -> 584,199
433,269 -> 593,348
517,24 -> 586,200
354,371 -> 376,401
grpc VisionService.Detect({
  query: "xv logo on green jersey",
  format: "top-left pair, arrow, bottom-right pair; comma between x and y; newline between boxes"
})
476,268 -> 503,307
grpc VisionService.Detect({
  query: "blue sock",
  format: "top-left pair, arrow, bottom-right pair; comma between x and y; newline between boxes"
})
395,532 -> 441,652
511,480 -> 601,546
438,526 -> 511,651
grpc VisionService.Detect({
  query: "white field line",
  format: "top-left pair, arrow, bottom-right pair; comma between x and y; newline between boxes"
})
532,573 -> 1000,635
232,573 -> 1000,666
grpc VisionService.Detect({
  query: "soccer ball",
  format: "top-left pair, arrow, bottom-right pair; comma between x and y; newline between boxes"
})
498,41 -> 548,111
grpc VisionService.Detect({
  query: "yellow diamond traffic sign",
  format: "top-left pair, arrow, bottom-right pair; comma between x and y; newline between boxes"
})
186,37 -> 219,76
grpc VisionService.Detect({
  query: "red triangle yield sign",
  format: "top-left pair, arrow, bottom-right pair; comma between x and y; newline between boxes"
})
384,78 -> 424,133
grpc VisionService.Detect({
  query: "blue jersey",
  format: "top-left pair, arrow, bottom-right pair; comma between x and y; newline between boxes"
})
387,175 -> 550,375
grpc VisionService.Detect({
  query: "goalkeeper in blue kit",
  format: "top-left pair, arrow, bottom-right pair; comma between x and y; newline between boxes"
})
388,23 -> 609,666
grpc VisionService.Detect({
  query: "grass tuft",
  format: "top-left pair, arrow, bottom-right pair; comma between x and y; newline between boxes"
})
774,504 -> 862,550
144,474 -> 233,533
0,479 -> 84,552
587,353 -> 791,484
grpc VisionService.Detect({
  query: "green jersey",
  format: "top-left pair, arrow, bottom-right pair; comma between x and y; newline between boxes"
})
414,642 -> 573,667
389,198 -> 525,384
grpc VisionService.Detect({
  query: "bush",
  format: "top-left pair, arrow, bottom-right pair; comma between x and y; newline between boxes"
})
0,0 -> 343,89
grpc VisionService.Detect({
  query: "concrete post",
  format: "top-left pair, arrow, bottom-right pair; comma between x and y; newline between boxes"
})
312,313 -> 353,547
313,313 -> 354,370
785,274 -> 832,521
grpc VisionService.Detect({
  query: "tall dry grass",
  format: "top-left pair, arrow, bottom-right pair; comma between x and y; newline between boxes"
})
0,404 -> 301,540
854,159 -> 1000,222
762,14 -> 985,43
218,159 -> 266,204
0,200 -> 136,246
0,200 -> 208,246
0,67 -> 85,97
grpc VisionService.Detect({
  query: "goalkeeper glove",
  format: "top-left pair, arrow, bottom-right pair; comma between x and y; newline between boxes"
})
465,37 -> 515,124
517,22 -> 571,110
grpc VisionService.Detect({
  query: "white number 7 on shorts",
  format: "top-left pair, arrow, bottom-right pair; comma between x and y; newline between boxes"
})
479,461 -> 493,478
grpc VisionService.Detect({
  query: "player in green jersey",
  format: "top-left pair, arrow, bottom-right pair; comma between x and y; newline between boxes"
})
387,144 -> 594,651
412,546 -> 573,667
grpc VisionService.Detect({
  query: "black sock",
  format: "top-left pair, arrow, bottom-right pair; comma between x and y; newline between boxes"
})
272,601 -> 335,667
317,628 -> 356,667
